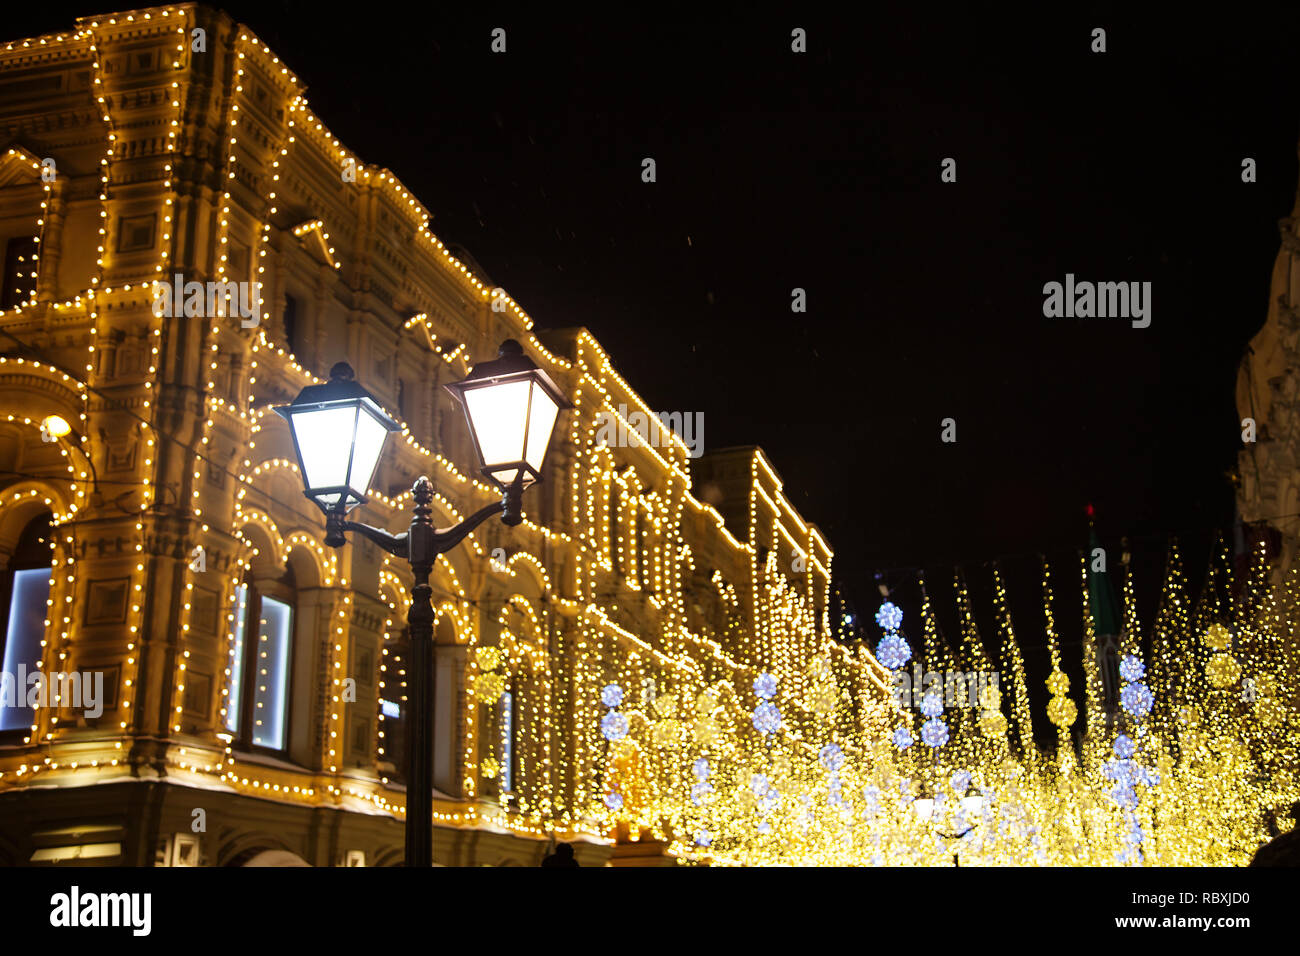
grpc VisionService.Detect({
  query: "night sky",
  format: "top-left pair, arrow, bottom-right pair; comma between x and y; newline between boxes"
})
11,6 -> 1300,687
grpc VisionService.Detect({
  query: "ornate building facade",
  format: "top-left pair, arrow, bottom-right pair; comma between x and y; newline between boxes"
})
1237,140 -> 1300,572
0,4 -> 890,866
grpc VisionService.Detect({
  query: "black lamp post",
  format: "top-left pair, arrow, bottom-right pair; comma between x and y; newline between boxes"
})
913,789 -> 982,866
274,339 -> 571,866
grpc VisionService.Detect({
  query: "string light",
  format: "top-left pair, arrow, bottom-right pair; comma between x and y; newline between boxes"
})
3,8 -> 1293,868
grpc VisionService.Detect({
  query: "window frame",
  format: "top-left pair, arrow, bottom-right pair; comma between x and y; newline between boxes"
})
499,685 -> 517,798
1,235 -> 39,310
376,624 -> 410,785
229,573 -> 296,757
0,512 -> 53,740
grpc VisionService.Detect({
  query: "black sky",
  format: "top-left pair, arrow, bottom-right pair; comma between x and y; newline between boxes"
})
11,5 -> 1300,652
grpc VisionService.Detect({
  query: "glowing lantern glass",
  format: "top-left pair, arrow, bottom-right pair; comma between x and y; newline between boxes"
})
274,362 -> 400,515
444,339 -> 572,491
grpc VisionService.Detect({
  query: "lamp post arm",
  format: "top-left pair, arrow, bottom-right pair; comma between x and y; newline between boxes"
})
323,474 -> 524,557
337,520 -> 410,558
328,502 -> 504,557
429,499 -> 506,554
938,825 -> 976,840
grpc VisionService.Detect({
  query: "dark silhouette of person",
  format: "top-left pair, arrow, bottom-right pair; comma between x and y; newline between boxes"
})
1250,802 -> 1300,866
541,842 -> 580,867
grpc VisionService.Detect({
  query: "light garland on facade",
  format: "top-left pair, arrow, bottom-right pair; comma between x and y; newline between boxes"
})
10,7 -> 1291,870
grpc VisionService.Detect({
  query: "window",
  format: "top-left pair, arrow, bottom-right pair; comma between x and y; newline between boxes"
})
377,627 -> 410,783
226,572 -> 294,752
635,506 -> 645,587
283,293 -> 300,355
609,486 -> 621,573
499,689 -> 514,794
2,236 -> 38,310
1,513 -> 52,733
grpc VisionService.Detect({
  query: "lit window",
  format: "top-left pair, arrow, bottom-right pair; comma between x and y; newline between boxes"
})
251,595 -> 292,750
227,576 -> 293,753
2,570 -> 50,732
377,627 -> 410,783
1,514 -> 52,734
500,689 -> 514,794
1,236 -> 39,310
226,583 -> 248,734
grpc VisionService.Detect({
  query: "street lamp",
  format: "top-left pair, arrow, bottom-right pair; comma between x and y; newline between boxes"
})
913,789 -> 983,866
274,340 -> 570,866
273,362 -> 401,525
443,338 -> 571,495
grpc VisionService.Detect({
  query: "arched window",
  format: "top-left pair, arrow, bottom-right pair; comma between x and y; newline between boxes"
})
377,625 -> 410,784
282,293 -> 300,355
1,236 -> 38,310
226,565 -> 296,753
378,619 -> 463,794
1,512 -> 52,733
432,616 -> 463,796
609,484 -> 621,574
499,685 -> 516,797
635,503 -> 646,588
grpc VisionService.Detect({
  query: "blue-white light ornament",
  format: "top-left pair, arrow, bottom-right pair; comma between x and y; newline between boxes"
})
600,683 -> 624,708
863,785 -> 881,816
1119,654 -> 1145,683
753,672 -> 778,700
875,633 -> 912,670
752,701 -> 782,735
1110,784 -> 1137,811
1120,682 -> 1153,717
875,601 -> 904,632
921,717 -> 949,748
693,757 -> 710,780
600,711 -> 628,741
819,743 -> 845,772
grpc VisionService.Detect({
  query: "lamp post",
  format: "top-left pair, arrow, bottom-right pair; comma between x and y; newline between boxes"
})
275,339 -> 571,866
913,791 -> 983,866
